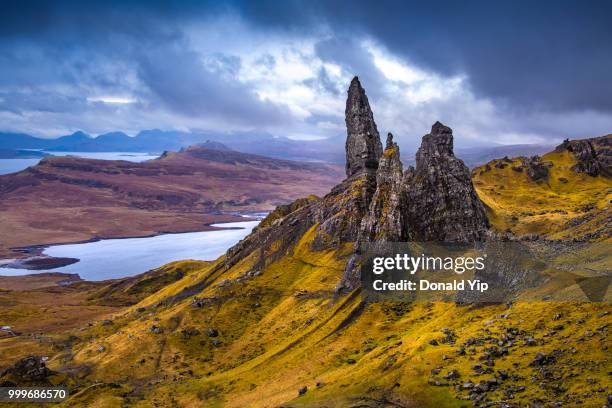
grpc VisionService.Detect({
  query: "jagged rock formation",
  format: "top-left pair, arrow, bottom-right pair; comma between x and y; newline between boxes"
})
224,82 -> 489,293
557,135 -> 612,177
311,76 -> 383,249
224,78 -> 384,272
403,122 -> 489,242
345,77 -> 383,178
224,168 -> 375,273
340,121 -> 489,290
339,133 -> 409,291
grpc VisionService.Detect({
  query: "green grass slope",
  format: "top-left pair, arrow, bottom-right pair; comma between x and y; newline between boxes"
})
35,223 -> 611,408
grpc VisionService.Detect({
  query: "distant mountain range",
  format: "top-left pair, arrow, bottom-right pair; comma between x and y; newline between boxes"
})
0,130 -> 346,164
0,129 -> 554,168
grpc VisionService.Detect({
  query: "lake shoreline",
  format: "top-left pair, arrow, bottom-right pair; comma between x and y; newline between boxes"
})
0,215 -> 264,278
3,211 -> 263,262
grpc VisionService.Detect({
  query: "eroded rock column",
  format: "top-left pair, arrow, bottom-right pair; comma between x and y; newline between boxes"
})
345,76 -> 383,178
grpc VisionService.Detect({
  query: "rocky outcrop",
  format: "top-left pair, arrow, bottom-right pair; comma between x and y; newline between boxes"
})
339,133 -> 408,291
403,122 -> 489,242
522,155 -> 551,182
255,195 -> 318,230
345,76 -> 383,178
224,170 -> 376,272
226,78 -> 384,267
222,81 -> 489,294
223,78 -> 383,277
358,133 -> 408,242
557,135 -> 612,177
0,356 -> 56,386
339,123 -> 490,291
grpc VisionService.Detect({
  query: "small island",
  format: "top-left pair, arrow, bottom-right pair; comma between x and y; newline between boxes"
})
0,255 -> 79,270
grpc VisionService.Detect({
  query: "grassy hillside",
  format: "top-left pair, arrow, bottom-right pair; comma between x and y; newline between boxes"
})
473,148 -> 611,241
22,223 -> 607,408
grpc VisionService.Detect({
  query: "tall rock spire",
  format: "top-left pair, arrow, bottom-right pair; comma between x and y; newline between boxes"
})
403,121 -> 489,242
345,77 -> 383,177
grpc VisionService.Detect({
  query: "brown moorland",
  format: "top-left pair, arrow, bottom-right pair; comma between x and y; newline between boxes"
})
0,261 -> 208,372
0,144 -> 343,258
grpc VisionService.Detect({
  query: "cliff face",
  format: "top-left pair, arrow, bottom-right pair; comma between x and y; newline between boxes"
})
345,83 -> 490,245
357,120 -> 488,245
360,118 -> 489,242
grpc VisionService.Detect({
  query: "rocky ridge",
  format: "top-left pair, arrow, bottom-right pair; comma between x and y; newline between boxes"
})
557,135 -> 612,177
472,133 -> 611,242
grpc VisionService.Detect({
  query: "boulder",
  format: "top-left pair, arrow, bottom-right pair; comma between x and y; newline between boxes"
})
522,155 -> 550,181
205,328 -> 219,337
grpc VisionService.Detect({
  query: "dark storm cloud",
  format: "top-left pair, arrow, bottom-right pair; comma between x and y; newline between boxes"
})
137,44 -> 290,125
4,0 -> 610,113
0,0 -> 292,130
313,37 -> 385,99
231,0 -> 612,113
303,67 -> 342,97
0,0 -> 609,140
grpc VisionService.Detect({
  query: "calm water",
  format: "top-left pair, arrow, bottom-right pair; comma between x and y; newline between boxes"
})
0,221 -> 258,281
0,152 -> 159,175
0,158 -> 40,175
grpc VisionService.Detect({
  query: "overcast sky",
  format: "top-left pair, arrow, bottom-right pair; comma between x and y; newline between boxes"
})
1,0 -> 611,149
